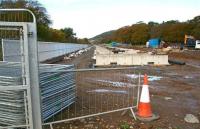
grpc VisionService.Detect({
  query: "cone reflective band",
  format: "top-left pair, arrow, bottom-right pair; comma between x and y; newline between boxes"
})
137,74 -> 152,117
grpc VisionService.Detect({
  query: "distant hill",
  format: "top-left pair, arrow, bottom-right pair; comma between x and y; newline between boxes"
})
90,15 -> 200,45
90,30 -> 115,44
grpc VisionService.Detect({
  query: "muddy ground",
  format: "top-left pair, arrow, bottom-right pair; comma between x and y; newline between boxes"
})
169,50 -> 200,67
46,48 -> 200,129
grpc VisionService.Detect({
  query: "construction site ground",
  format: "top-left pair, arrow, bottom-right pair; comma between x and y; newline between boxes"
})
49,48 -> 200,129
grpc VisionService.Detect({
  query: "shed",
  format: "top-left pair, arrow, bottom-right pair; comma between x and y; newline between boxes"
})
148,38 -> 161,48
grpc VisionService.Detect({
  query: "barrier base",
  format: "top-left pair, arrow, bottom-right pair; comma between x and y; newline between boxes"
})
136,113 -> 160,122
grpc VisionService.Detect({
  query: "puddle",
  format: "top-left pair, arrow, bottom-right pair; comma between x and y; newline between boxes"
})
148,76 -> 162,81
126,74 -> 163,81
88,89 -> 127,94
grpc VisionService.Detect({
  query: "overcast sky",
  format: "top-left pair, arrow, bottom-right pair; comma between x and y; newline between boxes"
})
39,0 -> 200,38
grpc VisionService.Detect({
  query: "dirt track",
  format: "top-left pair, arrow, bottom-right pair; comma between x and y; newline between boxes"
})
48,48 -> 200,129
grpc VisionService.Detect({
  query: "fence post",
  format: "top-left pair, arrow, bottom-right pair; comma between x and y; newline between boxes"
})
137,73 -> 141,108
26,22 -> 43,129
1,39 -> 4,61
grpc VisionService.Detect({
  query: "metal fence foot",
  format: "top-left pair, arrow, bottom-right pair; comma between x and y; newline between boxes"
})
50,124 -> 54,129
130,108 -> 137,120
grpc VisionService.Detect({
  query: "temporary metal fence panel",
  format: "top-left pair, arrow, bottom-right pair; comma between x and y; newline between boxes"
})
39,64 -> 76,121
41,66 -> 165,129
0,9 -> 142,129
0,62 -> 76,127
42,67 -> 141,129
0,27 -> 31,128
0,62 -> 26,126
0,63 -> 140,129
2,39 -> 89,62
0,9 -> 42,129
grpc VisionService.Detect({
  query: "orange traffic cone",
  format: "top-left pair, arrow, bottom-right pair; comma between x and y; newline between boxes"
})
136,74 -> 159,121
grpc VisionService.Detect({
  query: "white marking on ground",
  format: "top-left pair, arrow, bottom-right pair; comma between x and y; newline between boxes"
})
88,89 -> 127,94
126,74 -> 163,81
184,76 -> 193,79
96,79 -> 134,87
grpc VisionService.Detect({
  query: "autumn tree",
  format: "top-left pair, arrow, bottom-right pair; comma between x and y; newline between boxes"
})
96,15 -> 200,45
0,0 -> 84,43
130,23 -> 150,45
0,0 -> 52,41
148,21 -> 159,26
190,16 -> 200,39
113,24 -> 150,45
113,26 -> 132,43
77,38 -> 90,44
60,28 -> 77,42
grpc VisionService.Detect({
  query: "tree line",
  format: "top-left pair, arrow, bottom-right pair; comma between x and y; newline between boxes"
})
0,0 -> 89,44
98,16 -> 200,45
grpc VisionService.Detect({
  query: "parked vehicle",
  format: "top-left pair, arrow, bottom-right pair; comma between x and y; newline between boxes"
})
195,40 -> 200,49
184,35 -> 196,48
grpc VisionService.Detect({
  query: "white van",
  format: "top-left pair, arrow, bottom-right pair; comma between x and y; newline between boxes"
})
195,40 -> 200,49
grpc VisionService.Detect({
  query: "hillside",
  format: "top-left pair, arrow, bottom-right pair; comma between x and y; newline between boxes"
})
91,15 -> 200,45
90,30 -> 115,43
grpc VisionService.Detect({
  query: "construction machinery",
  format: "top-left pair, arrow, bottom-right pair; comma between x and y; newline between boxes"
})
184,35 -> 196,48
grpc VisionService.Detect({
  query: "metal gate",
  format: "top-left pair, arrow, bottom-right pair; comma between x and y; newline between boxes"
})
0,9 -> 42,129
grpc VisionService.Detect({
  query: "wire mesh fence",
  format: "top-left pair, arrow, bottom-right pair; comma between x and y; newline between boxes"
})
0,8 -> 166,129
0,9 -> 38,129
0,26 -> 22,60
0,10 -> 26,127
0,26 -> 30,128
40,65 -> 170,129
0,62 -> 26,126
42,68 -> 140,128
39,64 -> 76,121
0,62 -> 141,129
0,61 -> 77,128
0,9 -> 34,58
